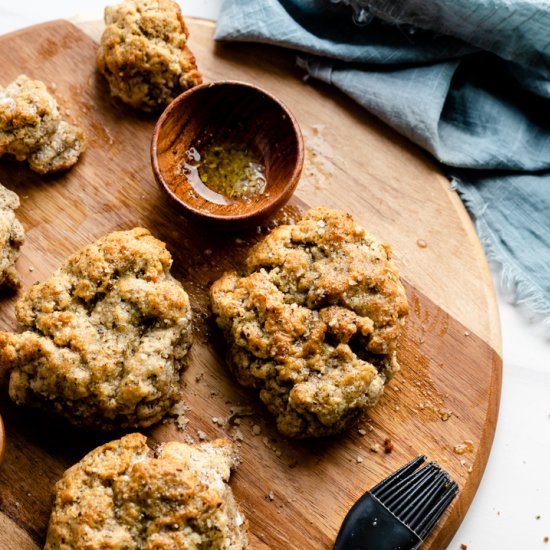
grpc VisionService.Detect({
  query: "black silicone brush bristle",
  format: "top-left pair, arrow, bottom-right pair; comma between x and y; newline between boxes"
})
333,455 -> 459,550
370,455 -> 459,539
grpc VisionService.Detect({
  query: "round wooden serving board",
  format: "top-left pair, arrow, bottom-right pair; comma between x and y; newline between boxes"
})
0,19 -> 501,550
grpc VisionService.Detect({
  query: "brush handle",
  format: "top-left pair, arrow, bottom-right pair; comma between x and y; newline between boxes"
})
333,492 -> 422,550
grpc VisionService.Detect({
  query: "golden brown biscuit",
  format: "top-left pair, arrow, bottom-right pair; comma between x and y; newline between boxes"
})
0,183 -> 24,288
97,0 -> 202,111
210,207 -> 408,438
0,228 -> 192,430
0,75 -> 86,174
44,433 -> 248,549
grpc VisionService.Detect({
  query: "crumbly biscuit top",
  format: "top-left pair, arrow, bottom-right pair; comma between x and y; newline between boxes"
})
210,207 -> 408,438
0,75 -> 60,160
97,0 -> 202,111
0,183 -> 24,287
0,228 -> 192,430
44,433 -> 248,549
0,74 -> 86,173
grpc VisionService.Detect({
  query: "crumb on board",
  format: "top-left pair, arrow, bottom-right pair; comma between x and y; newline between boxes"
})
231,429 -> 244,443
383,437 -> 394,454
454,440 -> 474,455
212,417 -> 225,427
227,406 -> 254,426
168,400 -> 190,431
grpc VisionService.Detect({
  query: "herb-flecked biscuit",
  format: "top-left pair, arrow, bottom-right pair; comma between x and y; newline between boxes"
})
210,207 -> 409,438
97,0 -> 202,111
0,75 -> 86,174
0,228 -> 192,430
0,183 -> 24,288
44,433 -> 248,549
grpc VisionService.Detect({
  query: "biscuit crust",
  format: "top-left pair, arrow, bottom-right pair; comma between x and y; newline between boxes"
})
0,75 -> 86,174
210,208 -> 408,438
0,183 -> 24,287
97,0 -> 202,111
44,433 -> 248,549
0,228 -> 192,430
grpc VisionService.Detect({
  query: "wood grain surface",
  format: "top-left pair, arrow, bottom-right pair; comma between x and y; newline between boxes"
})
0,19 -> 501,550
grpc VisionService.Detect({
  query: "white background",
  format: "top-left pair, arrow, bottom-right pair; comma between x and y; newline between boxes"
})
0,1 -> 549,548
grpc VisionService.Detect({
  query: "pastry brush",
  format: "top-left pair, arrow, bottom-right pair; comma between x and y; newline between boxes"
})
334,455 -> 459,550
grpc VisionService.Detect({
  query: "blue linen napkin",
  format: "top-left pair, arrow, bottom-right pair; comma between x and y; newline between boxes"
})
214,0 -> 550,329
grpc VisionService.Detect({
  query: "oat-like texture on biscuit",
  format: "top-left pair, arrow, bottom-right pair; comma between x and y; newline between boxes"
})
0,183 -> 24,288
97,0 -> 203,111
0,75 -> 86,174
210,207 -> 409,438
0,228 -> 192,430
44,433 -> 249,549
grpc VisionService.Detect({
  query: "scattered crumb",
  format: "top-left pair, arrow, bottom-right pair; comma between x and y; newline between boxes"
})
383,438 -> 394,454
464,331 -> 470,337
169,401 -> 190,431
299,125 -> 335,193
416,239 -> 428,249
355,456 -> 363,464
194,371 -> 205,383
370,443 -> 382,453
357,428 -> 367,436
232,429 -> 244,443
454,440 -> 474,455
267,491 -> 275,502
252,424 -> 261,436
227,406 -> 254,426
197,430 -> 207,441
460,545 -> 468,550
212,417 -> 225,427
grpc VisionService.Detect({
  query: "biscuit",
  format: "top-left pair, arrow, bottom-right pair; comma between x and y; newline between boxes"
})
0,183 -> 24,288
210,207 -> 408,438
0,228 -> 192,430
0,75 -> 86,174
97,0 -> 202,111
44,433 -> 248,549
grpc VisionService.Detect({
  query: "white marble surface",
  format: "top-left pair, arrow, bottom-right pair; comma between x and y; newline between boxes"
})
0,1 -> 549,549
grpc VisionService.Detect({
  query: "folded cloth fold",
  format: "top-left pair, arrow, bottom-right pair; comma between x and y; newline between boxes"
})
215,0 -> 550,329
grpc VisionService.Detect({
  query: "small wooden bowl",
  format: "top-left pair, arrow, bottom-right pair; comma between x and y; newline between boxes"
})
151,81 -> 304,226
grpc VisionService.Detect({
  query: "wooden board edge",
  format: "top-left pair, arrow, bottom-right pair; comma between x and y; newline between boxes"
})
430,345 -> 502,548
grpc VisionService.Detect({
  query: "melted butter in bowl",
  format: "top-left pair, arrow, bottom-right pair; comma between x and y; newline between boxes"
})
183,142 -> 267,205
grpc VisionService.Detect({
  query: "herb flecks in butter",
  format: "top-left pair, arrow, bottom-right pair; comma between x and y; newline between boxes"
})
184,142 -> 266,201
